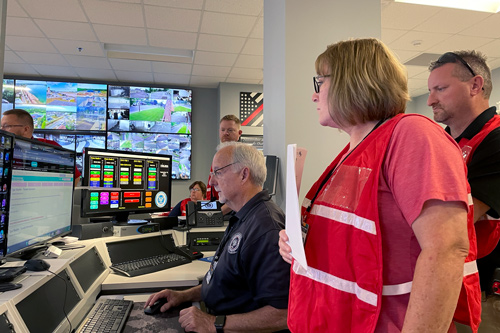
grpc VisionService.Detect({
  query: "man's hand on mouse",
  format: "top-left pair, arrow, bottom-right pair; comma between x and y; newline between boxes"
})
144,289 -> 185,312
179,306 -> 217,333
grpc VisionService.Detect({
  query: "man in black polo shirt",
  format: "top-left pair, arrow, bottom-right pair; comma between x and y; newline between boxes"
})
428,50 -> 500,329
146,142 -> 290,332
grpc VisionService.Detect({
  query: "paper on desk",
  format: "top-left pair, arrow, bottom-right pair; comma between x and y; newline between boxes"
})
286,144 -> 308,269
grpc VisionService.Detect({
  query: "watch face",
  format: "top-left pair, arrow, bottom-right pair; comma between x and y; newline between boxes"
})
215,315 -> 226,328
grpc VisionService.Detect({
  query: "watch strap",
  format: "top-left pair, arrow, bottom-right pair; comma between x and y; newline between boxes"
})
214,315 -> 226,333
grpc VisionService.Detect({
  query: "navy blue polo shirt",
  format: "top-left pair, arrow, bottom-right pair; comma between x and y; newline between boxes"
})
201,189 -> 290,315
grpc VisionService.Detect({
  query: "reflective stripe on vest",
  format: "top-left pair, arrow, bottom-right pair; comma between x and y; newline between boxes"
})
310,204 -> 377,235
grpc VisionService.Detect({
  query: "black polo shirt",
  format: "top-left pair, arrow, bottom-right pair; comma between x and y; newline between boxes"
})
446,107 -> 500,218
201,189 -> 290,315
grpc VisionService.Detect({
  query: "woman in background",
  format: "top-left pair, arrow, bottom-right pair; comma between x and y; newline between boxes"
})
169,181 -> 206,217
278,38 -> 480,332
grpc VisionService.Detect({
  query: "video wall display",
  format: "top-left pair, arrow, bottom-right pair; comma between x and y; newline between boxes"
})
1,79 -> 193,180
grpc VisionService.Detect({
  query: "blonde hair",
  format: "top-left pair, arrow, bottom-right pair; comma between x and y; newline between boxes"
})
315,38 -> 410,127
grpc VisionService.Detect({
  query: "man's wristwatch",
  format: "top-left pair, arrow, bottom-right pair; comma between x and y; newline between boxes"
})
214,315 -> 226,333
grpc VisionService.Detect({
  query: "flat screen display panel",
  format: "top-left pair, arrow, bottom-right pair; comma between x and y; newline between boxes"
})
1,79 -> 14,115
0,131 -> 13,259
6,137 -> 75,256
81,148 -> 172,223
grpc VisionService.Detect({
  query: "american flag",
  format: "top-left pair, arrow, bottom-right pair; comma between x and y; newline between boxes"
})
239,92 -> 263,127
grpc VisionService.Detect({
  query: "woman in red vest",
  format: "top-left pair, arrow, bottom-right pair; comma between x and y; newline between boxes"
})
169,181 -> 206,217
279,38 -> 481,332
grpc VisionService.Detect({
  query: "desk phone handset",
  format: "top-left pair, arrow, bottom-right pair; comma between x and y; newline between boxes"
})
186,200 -> 224,227
163,234 -> 204,260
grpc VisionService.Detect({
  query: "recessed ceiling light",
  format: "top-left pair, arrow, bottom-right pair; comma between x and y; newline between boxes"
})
103,43 -> 194,64
395,0 -> 500,13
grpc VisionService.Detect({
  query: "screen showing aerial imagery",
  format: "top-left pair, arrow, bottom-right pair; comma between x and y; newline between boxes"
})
14,80 -> 107,131
2,79 -> 14,115
107,85 -> 191,134
107,132 -> 191,179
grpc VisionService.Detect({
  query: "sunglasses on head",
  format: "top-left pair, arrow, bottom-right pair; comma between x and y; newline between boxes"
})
436,52 -> 476,77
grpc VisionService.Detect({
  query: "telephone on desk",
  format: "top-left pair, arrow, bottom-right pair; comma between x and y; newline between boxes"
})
186,200 -> 224,228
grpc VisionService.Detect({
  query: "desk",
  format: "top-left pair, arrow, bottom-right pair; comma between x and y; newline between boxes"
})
0,228 -> 222,332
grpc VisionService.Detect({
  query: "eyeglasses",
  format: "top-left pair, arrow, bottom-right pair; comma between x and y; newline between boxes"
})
210,162 -> 238,178
313,75 -> 331,93
436,52 -> 476,77
190,188 -> 201,192
1,124 -> 24,130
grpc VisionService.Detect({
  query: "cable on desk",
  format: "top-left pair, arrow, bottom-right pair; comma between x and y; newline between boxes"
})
47,269 -> 74,333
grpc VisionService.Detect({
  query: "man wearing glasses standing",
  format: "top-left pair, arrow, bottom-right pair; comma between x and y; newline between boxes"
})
428,51 -> 500,329
146,142 -> 290,333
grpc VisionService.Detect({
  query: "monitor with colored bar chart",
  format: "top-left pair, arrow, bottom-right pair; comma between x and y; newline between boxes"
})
80,148 -> 172,224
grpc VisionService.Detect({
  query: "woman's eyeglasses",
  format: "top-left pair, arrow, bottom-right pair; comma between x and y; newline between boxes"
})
313,75 -> 331,93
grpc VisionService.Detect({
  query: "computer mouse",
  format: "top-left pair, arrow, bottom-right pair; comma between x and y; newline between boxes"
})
24,259 -> 51,271
144,298 -> 168,315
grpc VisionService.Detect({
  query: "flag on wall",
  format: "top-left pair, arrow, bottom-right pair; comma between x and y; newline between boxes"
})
239,92 -> 263,127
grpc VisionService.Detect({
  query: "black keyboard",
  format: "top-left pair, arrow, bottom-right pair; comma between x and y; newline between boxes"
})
110,253 -> 190,277
78,298 -> 133,333
0,266 -> 26,282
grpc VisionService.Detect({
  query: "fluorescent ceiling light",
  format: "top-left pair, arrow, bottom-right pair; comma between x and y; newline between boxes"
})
103,43 -> 194,64
395,0 -> 500,13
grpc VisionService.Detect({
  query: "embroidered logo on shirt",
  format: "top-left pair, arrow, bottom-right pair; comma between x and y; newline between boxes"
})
228,232 -> 242,254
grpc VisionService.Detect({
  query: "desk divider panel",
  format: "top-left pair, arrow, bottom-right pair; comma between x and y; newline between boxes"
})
69,246 -> 107,293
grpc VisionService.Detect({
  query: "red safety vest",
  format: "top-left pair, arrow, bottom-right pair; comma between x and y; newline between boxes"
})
288,114 -> 481,332
458,115 -> 500,259
179,198 -> 190,216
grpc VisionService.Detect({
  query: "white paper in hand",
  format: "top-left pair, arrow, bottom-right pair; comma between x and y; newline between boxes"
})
286,144 -> 308,269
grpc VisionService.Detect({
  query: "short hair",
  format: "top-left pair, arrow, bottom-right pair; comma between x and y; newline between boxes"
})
220,114 -> 241,127
315,38 -> 409,127
3,109 -> 34,129
429,50 -> 492,99
189,180 -> 207,199
216,142 -> 266,187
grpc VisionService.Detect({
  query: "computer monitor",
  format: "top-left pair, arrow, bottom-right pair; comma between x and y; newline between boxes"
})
5,136 -> 75,259
263,155 -> 279,196
81,148 -> 172,224
0,130 -> 14,259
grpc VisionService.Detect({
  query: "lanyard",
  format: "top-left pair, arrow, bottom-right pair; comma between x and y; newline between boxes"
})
306,118 -> 386,213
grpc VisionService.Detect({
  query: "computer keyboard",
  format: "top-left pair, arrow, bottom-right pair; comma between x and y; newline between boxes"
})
78,298 -> 133,333
110,253 -> 190,277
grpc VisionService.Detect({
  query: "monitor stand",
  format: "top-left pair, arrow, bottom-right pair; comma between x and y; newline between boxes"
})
112,212 -> 131,226
7,244 -> 48,261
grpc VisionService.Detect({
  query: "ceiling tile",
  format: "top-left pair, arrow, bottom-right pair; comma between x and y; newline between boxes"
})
478,40 -> 500,58
197,34 -> 245,53
64,55 -> 111,69
487,57 -> 500,70
5,36 -> 58,53
75,67 -> 117,81
388,31 -> 451,52
4,51 -> 25,64
429,35 -> 494,54
114,70 -> 154,83
382,2 -> 441,30
51,40 -> 105,57
408,77 -> 428,91
201,12 -> 257,37
413,8 -> 490,34
17,51 -> 68,66
144,5 -> 201,32
204,0 -> 262,16
392,49 -> 420,64
108,0 -> 141,3
192,65 -> 230,77
382,29 -> 407,45
143,0 -> 203,10
82,0 -> 144,27
249,17 -> 263,39
147,29 -> 197,49
189,75 -> 224,88
6,17 -> 44,37
405,65 -> 428,78
31,64 -> 79,78
153,73 -> 190,86
460,14 -> 500,39
152,62 -> 192,75
241,38 -> 263,56
229,67 -> 262,80
93,24 -> 147,45
234,54 -> 262,69
194,51 -> 237,66
109,58 -> 152,72
35,19 -> 96,41
18,0 -> 87,22
413,69 -> 431,80
7,0 -> 28,17
4,63 -> 40,76
225,77 -> 261,84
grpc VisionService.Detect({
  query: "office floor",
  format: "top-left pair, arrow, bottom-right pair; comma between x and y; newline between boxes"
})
456,295 -> 500,333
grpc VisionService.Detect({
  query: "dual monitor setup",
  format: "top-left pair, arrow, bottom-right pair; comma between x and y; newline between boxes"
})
0,130 -> 173,263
